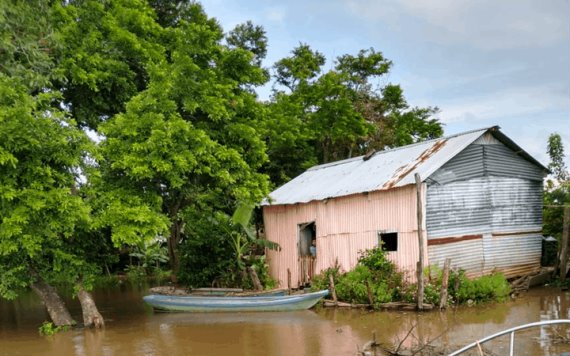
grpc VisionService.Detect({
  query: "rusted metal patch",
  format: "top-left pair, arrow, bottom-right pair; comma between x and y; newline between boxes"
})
381,138 -> 448,190
427,234 -> 483,246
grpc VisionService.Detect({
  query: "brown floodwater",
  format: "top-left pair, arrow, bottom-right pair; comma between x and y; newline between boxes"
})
0,284 -> 569,355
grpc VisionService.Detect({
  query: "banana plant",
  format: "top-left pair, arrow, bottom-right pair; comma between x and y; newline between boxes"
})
230,202 -> 280,254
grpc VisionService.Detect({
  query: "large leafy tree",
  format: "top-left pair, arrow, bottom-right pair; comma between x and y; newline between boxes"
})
264,45 -> 443,186
98,2 -> 270,277
0,0 -> 172,328
0,0 -> 102,327
0,77 -> 92,325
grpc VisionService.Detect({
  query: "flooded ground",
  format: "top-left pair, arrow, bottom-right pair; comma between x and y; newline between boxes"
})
0,285 -> 569,355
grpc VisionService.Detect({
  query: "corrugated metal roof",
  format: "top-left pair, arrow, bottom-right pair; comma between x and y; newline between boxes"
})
263,126 -> 547,206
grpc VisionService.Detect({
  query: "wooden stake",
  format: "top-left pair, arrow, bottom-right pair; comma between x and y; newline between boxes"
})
329,273 -> 338,306
416,261 -> 423,310
415,173 -> 425,311
560,207 -> 569,285
247,266 -> 263,291
365,279 -> 374,307
439,258 -> 451,310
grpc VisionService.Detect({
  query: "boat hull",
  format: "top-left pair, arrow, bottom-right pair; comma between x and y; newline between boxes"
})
143,290 -> 329,312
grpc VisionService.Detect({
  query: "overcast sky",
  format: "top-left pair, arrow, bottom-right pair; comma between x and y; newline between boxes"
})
201,0 -> 570,169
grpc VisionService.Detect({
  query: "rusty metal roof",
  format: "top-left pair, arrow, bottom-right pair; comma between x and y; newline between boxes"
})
263,126 -> 546,206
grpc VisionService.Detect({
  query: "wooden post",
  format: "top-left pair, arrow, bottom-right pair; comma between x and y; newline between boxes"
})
560,207 -> 569,285
329,273 -> 338,306
439,258 -> 451,310
416,261 -> 423,309
247,266 -> 263,291
365,279 -> 374,307
415,173 -> 425,310
287,268 -> 292,295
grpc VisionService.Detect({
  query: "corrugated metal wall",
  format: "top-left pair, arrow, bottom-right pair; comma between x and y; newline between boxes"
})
426,136 -> 544,278
428,233 -> 542,278
482,233 -> 542,278
426,178 -> 491,238
263,185 -> 423,288
489,178 -> 543,232
428,238 -> 484,277
426,177 -> 542,238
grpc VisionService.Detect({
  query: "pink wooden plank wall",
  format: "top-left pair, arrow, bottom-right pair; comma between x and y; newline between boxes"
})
263,184 -> 427,288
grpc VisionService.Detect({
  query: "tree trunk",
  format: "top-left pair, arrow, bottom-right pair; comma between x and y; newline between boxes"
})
77,286 -> 104,328
30,280 -> 75,327
168,219 -> 182,279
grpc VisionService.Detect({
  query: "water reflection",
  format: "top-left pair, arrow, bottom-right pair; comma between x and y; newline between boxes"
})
0,286 -> 569,355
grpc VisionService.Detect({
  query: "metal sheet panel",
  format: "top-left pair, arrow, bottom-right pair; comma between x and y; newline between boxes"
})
428,139 -> 544,186
482,233 -> 542,277
428,145 -> 485,185
485,144 -> 545,181
426,178 -> 492,238
489,177 -> 543,232
483,233 -> 542,275
426,176 -> 543,238
428,233 -> 541,279
428,238 -> 485,277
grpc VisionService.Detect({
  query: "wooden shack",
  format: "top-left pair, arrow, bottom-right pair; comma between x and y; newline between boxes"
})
262,127 -> 547,288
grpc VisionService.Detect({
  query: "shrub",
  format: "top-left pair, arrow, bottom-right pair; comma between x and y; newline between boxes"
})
372,281 -> 393,304
423,282 -> 441,305
456,273 -> 511,304
358,247 -> 404,291
311,249 -> 401,306
335,265 -> 372,304
358,246 -> 395,276
310,264 -> 342,292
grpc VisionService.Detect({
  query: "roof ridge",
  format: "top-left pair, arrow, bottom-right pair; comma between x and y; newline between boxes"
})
307,126 -> 496,172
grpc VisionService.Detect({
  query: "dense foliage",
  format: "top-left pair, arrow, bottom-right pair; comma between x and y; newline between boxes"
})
0,0 -> 97,303
1,0 -> 444,327
312,248 -> 511,307
263,46 -> 443,186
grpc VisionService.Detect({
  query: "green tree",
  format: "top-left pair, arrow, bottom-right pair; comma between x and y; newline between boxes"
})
547,133 -> 569,183
544,133 -> 570,242
0,75 -> 91,326
264,45 -> 443,186
0,0 -> 55,90
226,20 -> 268,67
0,0 -> 176,328
53,0 -> 165,130
98,3 -> 270,277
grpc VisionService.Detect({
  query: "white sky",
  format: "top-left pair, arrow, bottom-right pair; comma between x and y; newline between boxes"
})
201,0 -> 570,169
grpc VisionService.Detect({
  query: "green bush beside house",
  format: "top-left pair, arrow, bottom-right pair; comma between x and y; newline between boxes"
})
311,247 -> 511,308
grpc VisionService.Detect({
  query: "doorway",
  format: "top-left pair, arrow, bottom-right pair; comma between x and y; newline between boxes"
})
298,222 -> 316,286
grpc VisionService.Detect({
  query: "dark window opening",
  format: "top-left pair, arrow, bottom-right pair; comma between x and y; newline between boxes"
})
299,222 -> 316,257
378,232 -> 398,251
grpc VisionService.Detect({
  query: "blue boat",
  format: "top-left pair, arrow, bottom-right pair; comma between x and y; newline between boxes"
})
143,290 -> 329,312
